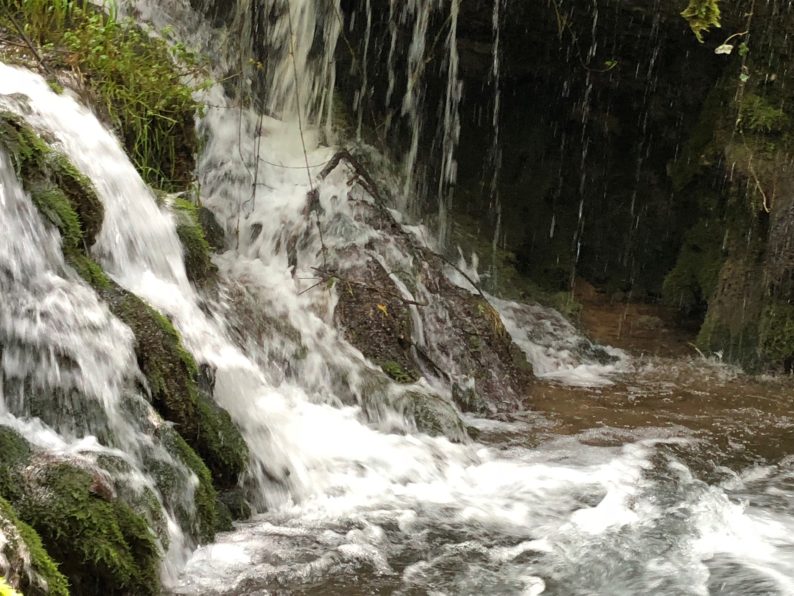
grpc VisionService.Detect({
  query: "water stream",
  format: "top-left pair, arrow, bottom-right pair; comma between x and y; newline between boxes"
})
1,1 -> 794,594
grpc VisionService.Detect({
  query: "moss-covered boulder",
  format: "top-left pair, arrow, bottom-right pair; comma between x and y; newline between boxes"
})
171,198 -> 218,285
102,287 -> 247,488
0,494 -> 68,596
398,391 -> 469,442
150,427 -> 224,541
0,111 -> 104,249
197,206 -> 226,252
0,427 -> 158,595
17,461 -> 159,596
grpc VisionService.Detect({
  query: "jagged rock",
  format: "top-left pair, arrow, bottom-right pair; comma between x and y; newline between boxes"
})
327,177 -> 533,415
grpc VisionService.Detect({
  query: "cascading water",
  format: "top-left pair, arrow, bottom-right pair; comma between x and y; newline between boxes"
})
0,140 -> 195,583
3,1 -> 794,594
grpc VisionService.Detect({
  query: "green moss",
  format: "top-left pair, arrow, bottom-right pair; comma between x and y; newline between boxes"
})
164,432 -> 222,541
740,94 -> 789,134
15,463 -> 160,596
0,428 -> 31,504
0,496 -> 70,596
0,112 -> 104,247
102,290 -> 247,489
30,188 -> 83,249
759,301 -> 794,368
172,198 -> 217,284
65,251 -> 112,289
380,361 -> 418,384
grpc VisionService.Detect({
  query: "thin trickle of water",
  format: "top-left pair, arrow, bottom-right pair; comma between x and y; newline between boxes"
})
354,0 -> 372,141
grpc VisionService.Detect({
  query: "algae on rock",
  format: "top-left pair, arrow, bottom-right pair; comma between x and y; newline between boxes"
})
0,114 -> 247,561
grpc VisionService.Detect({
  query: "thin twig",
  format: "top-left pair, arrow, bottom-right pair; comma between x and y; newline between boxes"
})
5,12 -> 53,76
312,267 -> 428,307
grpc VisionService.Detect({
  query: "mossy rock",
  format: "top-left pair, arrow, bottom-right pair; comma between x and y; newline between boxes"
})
759,301 -> 794,371
0,112 -> 104,247
150,428 -> 222,542
171,198 -> 217,285
0,495 -> 69,596
379,360 -> 419,384
102,287 -> 248,489
15,461 -> 160,596
398,391 -> 469,443
0,427 -> 157,595
197,206 -> 225,251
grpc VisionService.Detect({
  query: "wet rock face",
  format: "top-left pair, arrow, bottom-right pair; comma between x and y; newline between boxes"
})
328,181 -> 533,415
334,0 -> 726,296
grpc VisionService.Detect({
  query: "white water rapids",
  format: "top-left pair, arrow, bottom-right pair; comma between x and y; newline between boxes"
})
2,1 -> 794,594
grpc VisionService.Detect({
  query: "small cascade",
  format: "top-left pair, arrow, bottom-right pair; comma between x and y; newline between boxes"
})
0,144 -> 193,581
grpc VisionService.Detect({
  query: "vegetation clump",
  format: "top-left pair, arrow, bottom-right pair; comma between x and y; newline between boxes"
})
740,94 -> 789,134
681,0 -> 721,42
2,0 -> 206,190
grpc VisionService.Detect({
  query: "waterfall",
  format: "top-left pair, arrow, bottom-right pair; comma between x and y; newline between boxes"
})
7,2 -> 794,594
0,143 -> 193,582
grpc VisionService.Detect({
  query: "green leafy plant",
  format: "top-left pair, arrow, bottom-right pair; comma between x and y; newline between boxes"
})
4,0 -> 208,190
681,0 -> 721,42
740,94 -> 789,133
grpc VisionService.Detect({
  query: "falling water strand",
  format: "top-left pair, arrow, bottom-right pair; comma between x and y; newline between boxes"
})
286,0 -> 316,189
436,0 -> 463,247
355,0 -> 373,141
488,0 -> 504,291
